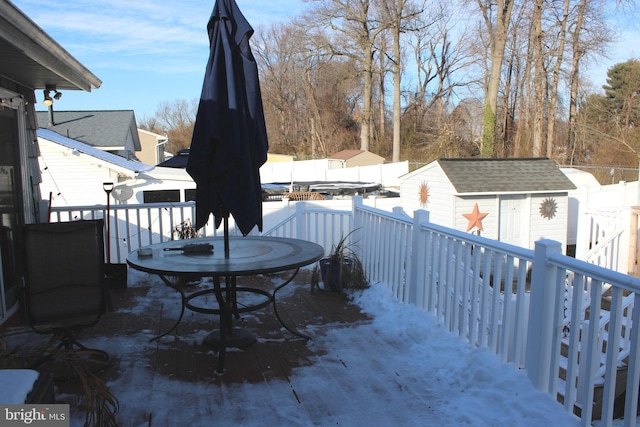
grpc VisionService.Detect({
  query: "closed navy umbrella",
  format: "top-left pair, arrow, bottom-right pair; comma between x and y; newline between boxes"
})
187,0 -> 268,252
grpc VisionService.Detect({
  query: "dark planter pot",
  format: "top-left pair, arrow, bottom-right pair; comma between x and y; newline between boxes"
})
106,263 -> 128,289
319,257 -> 353,291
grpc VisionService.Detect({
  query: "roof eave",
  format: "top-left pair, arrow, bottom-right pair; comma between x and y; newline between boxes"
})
455,189 -> 572,197
0,1 -> 101,91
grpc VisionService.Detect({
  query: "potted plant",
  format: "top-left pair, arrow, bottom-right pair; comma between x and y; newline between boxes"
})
317,229 -> 368,292
172,219 -> 202,286
172,219 -> 200,240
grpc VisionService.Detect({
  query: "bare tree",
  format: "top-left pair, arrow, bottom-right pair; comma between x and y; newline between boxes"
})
255,20 -> 362,158
567,0 -> 615,164
253,22 -> 306,154
531,0 -> 545,157
377,30 -> 390,154
144,99 -> 197,154
307,0 -> 387,152
545,0 -> 572,158
405,5 -> 477,157
473,0 -> 518,157
379,0 -> 425,162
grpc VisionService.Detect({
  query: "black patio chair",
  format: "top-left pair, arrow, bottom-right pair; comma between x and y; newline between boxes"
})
22,219 -> 110,380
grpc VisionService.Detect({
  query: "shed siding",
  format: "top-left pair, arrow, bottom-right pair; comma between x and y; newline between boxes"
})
528,193 -> 569,251
454,195 -> 499,240
401,164 -> 454,226
345,151 -> 384,167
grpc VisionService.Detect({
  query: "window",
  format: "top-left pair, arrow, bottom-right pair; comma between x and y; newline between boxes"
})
143,190 -> 180,203
0,106 -> 24,317
185,189 -> 196,202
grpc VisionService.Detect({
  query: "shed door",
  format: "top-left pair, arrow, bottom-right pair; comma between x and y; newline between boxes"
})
499,195 -> 526,247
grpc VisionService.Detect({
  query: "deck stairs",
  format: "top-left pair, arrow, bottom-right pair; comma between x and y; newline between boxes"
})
556,223 -> 636,420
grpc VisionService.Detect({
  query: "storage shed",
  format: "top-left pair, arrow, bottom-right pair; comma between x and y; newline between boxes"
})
329,149 -> 385,168
400,158 -> 576,251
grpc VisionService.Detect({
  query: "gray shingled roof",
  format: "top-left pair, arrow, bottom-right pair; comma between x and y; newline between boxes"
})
437,158 -> 576,194
35,110 -> 140,151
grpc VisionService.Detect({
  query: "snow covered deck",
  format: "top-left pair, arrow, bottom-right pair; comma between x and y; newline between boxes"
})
1,268 -> 576,426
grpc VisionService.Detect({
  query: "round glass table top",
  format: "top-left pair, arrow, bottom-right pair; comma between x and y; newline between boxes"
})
127,236 -> 325,277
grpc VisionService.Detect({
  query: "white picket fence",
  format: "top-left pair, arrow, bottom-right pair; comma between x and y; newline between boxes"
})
49,197 -> 640,427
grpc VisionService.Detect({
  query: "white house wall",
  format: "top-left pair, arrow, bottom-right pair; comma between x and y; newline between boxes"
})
38,139 -> 129,207
324,162 -> 408,188
260,159 -> 330,183
122,167 -> 195,204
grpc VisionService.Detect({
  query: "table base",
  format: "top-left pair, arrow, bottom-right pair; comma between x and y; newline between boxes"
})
204,328 -> 256,349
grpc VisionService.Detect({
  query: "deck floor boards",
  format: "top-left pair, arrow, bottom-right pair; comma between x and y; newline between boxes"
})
1,267 -> 372,421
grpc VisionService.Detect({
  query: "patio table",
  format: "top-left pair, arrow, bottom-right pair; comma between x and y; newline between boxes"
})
126,236 -> 324,373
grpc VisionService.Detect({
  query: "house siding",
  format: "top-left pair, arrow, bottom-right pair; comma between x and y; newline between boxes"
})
137,131 -> 161,166
38,139 -> 130,207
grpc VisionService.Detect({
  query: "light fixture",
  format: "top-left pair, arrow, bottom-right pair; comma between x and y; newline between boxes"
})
42,90 -> 53,106
42,84 -> 59,106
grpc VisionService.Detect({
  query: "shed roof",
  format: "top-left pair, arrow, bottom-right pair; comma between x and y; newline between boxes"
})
35,110 -> 140,151
329,149 -> 385,161
329,149 -> 365,160
437,158 -> 576,194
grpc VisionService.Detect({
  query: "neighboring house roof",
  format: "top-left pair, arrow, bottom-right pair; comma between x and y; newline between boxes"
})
156,150 -> 299,168
138,128 -> 168,140
37,128 -> 153,174
0,1 -> 101,91
157,149 -> 189,168
35,110 -> 141,153
437,158 -> 576,194
330,149 -> 367,160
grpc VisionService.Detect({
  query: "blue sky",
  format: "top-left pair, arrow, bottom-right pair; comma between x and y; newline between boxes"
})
10,0 -> 640,121
11,0 -> 308,120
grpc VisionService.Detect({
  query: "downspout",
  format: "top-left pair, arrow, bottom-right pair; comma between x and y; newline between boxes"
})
47,104 -> 55,126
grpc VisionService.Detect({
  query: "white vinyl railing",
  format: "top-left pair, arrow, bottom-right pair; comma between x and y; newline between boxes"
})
49,197 -> 640,427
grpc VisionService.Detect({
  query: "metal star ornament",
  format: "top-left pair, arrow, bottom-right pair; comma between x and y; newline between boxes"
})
418,181 -> 430,207
463,203 -> 489,232
539,197 -> 557,220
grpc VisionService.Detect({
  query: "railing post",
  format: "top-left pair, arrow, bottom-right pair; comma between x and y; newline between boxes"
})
408,210 -> 429,306
623,206 -> 637,275
351,196 -> 364,260
525,239 -> 562,393
352,196 -> 363,232
295,201 -> 306,240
